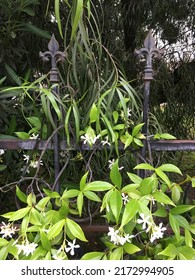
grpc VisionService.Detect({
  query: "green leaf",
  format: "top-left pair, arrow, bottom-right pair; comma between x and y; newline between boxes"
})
124,135 -> 133,149
153,207 -> 167,217
48,219 -> 65,240
139,177 -> 156,195
178,246 -> 195,260
9,207 -> 31,221
174,215 -> 191,231
80,171 -> 89,191
110,159 -> 122,188
185,229 -> 192,248
55,0 -> 63,38
15,132 -> 29,139
0,238 -> 8,247
16,187 -> 27,204
4,63 -> 22,85
155,168 -> 171,187
134,163 -> 154,171
84,191 -> 101,202
62,189 -> 80,199
66,218 -> 87,242
29,208 -> 42,225
109,247 -> 123,260
171,185 -> 181,203
113,111 -> 119,124
120,199 -> 139,229
132,123 -> 144,137
110,190 -> 123,223
127,173 -> 142,184
43,189 -> 60,199
123,243 -> 141,254
81,252 -> 104,260
35,197 -> 51,211
71,0 -> 83,40
170,205 -> 195,215
40,230 -> 51,250
0,165 -> 7,172
154,133 -> 176,140
23,23 -> 51,39
158,244 -> 177,258
169,214 -> 180,239
84,181 -> 113,192
89,103 -> 98,124
153,191 -> 175,206
158,164 -> 182,175
77,192 -> 84,217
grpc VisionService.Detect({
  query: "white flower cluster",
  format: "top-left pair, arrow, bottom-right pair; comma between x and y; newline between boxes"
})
81,134 -> 100,146
0,222 -> 17,238
21,154 -> 43,173
108,227 -> 134,246
0,149 -> 5,156
137,213 -> 166,243
15,239 -> 38,256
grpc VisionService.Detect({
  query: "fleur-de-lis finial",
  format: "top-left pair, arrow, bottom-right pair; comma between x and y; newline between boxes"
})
134,30 -> 164,80
39,34 -> 67,82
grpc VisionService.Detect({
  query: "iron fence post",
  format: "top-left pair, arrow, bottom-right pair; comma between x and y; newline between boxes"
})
40,34 -> 66,193
134,30 -> 163,177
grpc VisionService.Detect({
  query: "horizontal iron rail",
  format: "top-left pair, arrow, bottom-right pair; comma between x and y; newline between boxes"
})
0,139 -> 195,151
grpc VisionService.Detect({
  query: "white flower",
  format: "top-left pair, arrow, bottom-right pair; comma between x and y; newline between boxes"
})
15,240 -> 38,256
122,193 -> 129,205
108,227 -> 134,245
0,222 -> 17,238
20,165 -> 30,174
30,133 -> 39,139
0,149 -> 5,156
23,154 -> 30,162
81,134 -> 100,146
150,223 -> 166,243
29,159 -> 43,168
108,159 -> 124,170
137,213 -> 152,232
101,136 -> 111,146
108,159 -> 115,169
65,239 -> 80,256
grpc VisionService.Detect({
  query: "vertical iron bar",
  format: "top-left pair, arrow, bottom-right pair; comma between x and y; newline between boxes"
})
134,30 -> 163,178
40,34 -> 66,193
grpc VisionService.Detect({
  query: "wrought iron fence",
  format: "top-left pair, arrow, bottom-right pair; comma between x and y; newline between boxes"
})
0,31 -> 194,229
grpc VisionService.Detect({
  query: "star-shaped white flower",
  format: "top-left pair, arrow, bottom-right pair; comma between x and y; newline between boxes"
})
137,213 -> 152,232
0,222 -> 17,238
121,193 -> 129,205
65,239 -> 80,256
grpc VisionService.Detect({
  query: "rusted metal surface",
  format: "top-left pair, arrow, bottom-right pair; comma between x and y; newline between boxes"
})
0,139 -> 195,151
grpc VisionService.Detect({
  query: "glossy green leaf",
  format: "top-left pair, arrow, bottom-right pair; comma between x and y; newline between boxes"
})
40,230 -> 51,250
171,185 -> 181,203
127,172 -> 142,184
80,171 -> 89,191
81,252 -> 104,260
185,229 -> 192,248
66,218 -> 87,242
89,103 -> 98,123
120,199 -> 139,229
84,181 -> 113,192
62,189 -> 80,199
110,159 -> 122,188
170,205 -> 195,215
84,191 -> 101,202
48,219 -> 65,240
139,177 -> 156,195
77,192 -> 84,216
109,247 -> 123,260
132,123 -> 144,137
153,191 -> 175,206
9,207 -> 31,221
110,189 -> 123,223
134,163 -> 154,171
169,214 -> 180,239
158,244 -> 177,258
158,164 -> 182,175
155,168 -> 171,187
16,186 -> 27,203
123,243 -> 141,254
55,0 -> 63,38
178,246 -> 195,260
